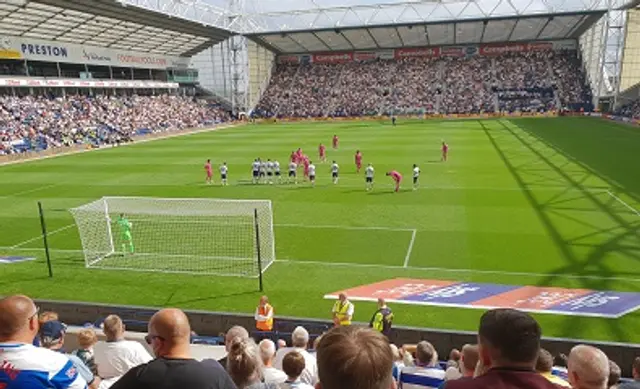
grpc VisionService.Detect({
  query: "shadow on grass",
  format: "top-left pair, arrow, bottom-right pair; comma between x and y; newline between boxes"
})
479,119 -> 640,340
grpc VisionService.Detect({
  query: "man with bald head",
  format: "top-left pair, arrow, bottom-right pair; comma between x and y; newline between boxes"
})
0,295 -> 87,389
568,345 -> 610,389
110,308 -> 236,389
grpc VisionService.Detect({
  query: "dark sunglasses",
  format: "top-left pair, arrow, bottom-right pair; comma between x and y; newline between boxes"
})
144,334 -> 165,344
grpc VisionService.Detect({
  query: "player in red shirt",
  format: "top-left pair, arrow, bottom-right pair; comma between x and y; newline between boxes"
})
204,159 -> 213,184
290,150 -> 296,163
303,156 -> 310,180
354,150 -> 363,173
296,148 -> 303,163
319,143 -> 326,162
386,170 -> 402,192
442,141 -> 449,162
332,135 -> 339,149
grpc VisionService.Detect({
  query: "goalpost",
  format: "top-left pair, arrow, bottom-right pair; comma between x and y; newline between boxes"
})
69,197 -> 275,287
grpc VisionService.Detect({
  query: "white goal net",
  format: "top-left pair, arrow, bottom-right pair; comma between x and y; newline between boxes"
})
69,197 -> 275,278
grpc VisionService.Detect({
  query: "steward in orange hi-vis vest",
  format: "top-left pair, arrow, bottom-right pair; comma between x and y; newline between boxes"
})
255,295 -> 274,331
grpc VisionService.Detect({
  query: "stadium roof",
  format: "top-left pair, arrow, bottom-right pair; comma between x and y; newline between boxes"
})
0,0 -> 233,57
246,11 -> 605,53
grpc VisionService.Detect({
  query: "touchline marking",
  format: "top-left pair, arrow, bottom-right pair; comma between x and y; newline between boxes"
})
607,190 -> 640,217
10,223 -> 76,249
273,259 -> 640,282
275,223 -> 415,232
0,183 -> 58,199
404,229 -> 417,268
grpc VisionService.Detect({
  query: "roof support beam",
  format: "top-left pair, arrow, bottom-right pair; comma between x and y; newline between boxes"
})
21,7 -> 66,35
506,19 -> 519,41
535,17 -> 554,40
424,25 -> 430,46
453,22 -> 457,45
286,34 -> 311,52
339,31 -> 357,50
566,14 -> 588,38
395,26 -> 405,46
366,28 -> 381,49
480,20 -> 488,43
312,31 -> 333,51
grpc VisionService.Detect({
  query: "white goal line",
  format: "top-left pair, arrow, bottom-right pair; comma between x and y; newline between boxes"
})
10,223 -> 76,249
607,190 -> 640,217
273,259 -> 640,283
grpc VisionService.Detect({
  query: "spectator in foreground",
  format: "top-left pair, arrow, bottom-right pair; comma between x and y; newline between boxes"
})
281,351 -> 314,389
445,344 -> 479,381
316,325 -> 394,389
259,339 -> 287,384
72,327 -> 99,375
94,314 -> 153,379
536,348 -> 570,387
567,345 -> 610,389
227,337 -> 277,389
39,320 -> 100,388
274,326 -> 318,385
220,325 -> 250,368
608,360 -> 621,389
0,295 -> 87,389
111,308 -> 236,389
390,344 -> 405,381
619,357 -> 640,389
442,308 -> 557,389
399,340 -> 445,389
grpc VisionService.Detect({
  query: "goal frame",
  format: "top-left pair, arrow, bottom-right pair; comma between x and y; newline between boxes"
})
69,196 -> 275,290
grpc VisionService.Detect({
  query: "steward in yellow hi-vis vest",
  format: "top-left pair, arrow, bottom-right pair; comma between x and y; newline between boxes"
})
332,293 -> 354,326
255,295 -> 274,331
369,298 -> 393,337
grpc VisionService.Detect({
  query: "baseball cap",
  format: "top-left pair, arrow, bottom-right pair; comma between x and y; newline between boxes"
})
40,320 -> 68,347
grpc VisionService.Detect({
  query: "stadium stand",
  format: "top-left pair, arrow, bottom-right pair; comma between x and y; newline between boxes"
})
254,49 -> 593,118
0,94 -> 230,155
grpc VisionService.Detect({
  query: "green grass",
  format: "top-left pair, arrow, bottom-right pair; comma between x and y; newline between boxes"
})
1,117 -> 640,343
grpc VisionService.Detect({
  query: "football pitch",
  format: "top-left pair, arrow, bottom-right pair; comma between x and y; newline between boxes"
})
1,116 -> 640,343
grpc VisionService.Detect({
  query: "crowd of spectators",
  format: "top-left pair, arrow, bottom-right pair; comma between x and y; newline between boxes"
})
2,294 -> 639,389
0,94 -> 230,155
254,49 -> 594,118
615,98 -> 640,119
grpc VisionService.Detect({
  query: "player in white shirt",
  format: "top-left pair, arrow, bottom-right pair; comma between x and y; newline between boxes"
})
412,164 -> 420,190
331,161 -> 339,184
365,163 -> 375,191
274,160 -> 281,184
308,161 -> 316,187
259,159 -> 267,183
220,162 -> 228,186
252,159 -> 261,184
266,159 -> 274,184
288,161 -> 297,184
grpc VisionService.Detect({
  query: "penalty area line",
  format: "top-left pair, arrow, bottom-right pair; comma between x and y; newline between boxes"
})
273,259 -> 640,283
404,229 -> 417,268
275,223 -> 415,232
9,223 -> 76,249
607,190 -> 640,217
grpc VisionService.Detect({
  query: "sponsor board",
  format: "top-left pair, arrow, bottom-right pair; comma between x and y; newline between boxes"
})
0,77 -> 178,89
0,35 -> 189,69
480,42 -> 554,55
354,51 -> 377,61
325,278 -> 640,318
0,256 -> 36,264
312,52 -> 353,63
278,55 -> 301,64
395,47 -> 440,59
441,46 -> 466,57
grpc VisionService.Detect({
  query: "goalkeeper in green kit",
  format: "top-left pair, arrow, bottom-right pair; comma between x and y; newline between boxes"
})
117,213 -> 135,255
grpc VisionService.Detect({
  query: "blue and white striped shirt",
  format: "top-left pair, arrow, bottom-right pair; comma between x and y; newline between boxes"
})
0,343 -> 87,389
